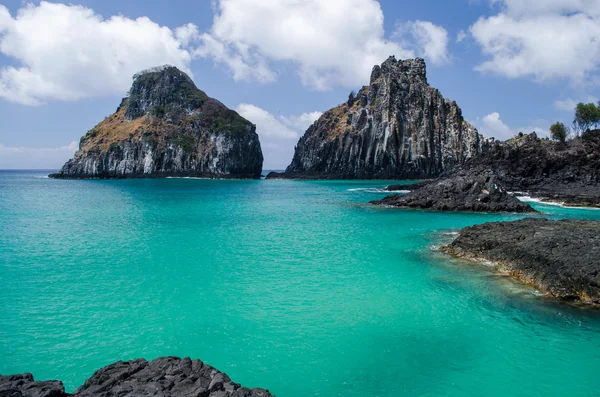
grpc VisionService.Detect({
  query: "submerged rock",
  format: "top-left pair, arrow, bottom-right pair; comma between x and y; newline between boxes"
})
0,357 -> 274,397
442,218 -> 600,304
276,57 -> 483,179
50,66 -> 263,179
371,173 -> 536,212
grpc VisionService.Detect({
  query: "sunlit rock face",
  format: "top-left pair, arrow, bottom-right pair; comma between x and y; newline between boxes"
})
278,57 -> 482,179
51,66 -> 263,179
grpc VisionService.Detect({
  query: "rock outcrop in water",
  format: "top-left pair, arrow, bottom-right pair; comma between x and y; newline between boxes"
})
452,131 -> 600,207
371,173 -> 536,212
268,57 -> 482,179
442,218 -> 600,304
0,357 -> 274,397
50,66 -> 263,179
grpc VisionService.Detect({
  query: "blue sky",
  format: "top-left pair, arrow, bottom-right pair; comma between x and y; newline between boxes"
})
0,0 -> 598,169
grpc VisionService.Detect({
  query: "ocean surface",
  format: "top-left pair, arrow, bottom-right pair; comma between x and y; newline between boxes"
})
1,170 -> 600,397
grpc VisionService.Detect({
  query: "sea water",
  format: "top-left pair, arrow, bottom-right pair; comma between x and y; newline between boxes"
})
1,170 -> 599,397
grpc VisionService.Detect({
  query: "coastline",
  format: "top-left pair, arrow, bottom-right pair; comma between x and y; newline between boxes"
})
440,218 -> 600,305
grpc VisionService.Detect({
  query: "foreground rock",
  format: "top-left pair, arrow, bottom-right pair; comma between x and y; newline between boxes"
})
0,357 -> 274,397
454,131 -> 600,207
270,57 -> 483,179
50,66 -> 263,179
442,218 -> 600,304
371,174 -> 536,212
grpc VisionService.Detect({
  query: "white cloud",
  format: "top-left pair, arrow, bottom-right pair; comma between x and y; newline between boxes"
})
0,141 -> 77,169
553,96 -> 598,112
405,21 -> 450,65
235,104 -> 299,139
480,112 -> 514,140
476,112 -> 551,140
195,0 -> 448,90
235,103 -> 322,169
470,1 -> 600,82
0,2 -> 197,105
456,30 -> 467,43
493,0 -> 600,17
279,111 -> 324,133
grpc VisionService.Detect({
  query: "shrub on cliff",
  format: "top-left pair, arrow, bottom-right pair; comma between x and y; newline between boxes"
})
574,102 -> 600,134
549,122 -> 568,144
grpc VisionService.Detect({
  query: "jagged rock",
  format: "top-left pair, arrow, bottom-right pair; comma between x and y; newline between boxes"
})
0,357 -> 275,397
442,218 -> 600,304
453,131 -> 600,207
0,374 -> 65,397
50,66 -> 263,179
274,57 -> 483,179
371,173 -> 536,212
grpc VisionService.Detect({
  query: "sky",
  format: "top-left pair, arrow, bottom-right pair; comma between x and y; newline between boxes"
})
0,0 -> 599,169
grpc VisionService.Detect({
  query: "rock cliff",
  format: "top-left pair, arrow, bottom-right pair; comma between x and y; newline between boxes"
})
50,66 -> 263,179
442,218 -> 600,304
270,57 -> 482,179
0,357 -> 274,397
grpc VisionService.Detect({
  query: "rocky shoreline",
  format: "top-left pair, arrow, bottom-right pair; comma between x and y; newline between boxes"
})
371,173 -> 536,213
0,357 -> 274,397
448,131 -> 600,208
442,218 -> 600,304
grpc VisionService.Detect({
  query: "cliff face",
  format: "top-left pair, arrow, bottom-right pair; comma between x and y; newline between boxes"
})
276,57 -> 482,179
51,66 -> 263,179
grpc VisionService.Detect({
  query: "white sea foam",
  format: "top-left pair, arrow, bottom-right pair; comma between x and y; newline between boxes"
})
166,176 -> 213,180
347,188 -> 410,194
441,231 -> 459,236
517,196 -> 600,210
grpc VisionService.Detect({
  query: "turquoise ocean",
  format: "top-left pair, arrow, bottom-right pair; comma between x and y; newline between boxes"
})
1,170 -> 599,397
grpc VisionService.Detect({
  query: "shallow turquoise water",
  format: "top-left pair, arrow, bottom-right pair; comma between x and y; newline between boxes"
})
1,170 -> 600,397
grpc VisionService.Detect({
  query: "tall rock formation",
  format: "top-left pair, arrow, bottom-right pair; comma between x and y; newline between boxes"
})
51,66 -> 263,179
271,57 -> 482,179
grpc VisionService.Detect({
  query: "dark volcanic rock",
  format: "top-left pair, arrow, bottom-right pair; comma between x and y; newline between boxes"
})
277,57 -> 483,179
0,374 -> 64,397
50,66 -> 263,179
385,182 -> 429,191
371,173 -> 536,212
442,218 -> 600,304
454,131 -> 600,206
1,357 -> 274,397
265,172 -> 285,180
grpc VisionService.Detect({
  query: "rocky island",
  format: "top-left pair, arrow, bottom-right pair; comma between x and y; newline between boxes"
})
0,357 -> 274,397
268,57 -> 482,179
442,218 -> 600,304
371,173 -> 536,212
50,66 -> 263,179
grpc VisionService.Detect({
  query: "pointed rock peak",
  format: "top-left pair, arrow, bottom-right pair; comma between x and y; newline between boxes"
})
125,65 -> 209,120
372,56 -> 427,84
